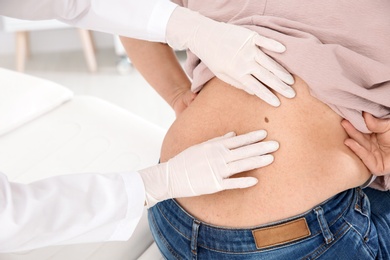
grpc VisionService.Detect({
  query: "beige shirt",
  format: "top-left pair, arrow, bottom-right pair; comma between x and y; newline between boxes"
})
172,0 -> 390,190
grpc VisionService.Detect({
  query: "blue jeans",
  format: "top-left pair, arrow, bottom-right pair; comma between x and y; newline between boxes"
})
148,188 -> 390,259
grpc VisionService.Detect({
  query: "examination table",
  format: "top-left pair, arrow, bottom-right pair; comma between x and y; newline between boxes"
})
0,68 -> 164,259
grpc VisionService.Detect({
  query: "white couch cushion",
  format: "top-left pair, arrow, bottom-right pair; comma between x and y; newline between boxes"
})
0,96 -> 165,259
0,68 -> 73,137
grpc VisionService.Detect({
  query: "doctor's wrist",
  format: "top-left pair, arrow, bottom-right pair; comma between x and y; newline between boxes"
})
166,6 -> 207,50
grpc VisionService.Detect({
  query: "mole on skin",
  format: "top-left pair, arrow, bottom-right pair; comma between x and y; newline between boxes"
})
264,117 -> 269,123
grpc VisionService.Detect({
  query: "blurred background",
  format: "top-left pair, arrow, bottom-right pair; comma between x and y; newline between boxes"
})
0,17 -> 184,130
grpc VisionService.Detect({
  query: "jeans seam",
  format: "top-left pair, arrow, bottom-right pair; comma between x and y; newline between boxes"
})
152,190 -> 357,256
197,232 -> 322,255
186,197 -> 352,254
344,220 -> 376,259
156,203 -> 192,240
194,244 -> 261,255
302,221 -> 351,260
354,190 -> 372,239
348,220 -> 376,258
369,211 -> 382,259
149,210 -> 182,260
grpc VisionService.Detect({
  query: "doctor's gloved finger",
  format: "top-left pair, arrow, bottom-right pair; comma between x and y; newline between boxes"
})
226,141 -> 279,162
206,132 -> 237,143
222,130 -> 268,149
253,34 -> 286,53
251,66 -> 295,99
243,76 -> 280,107
221,177 -> 258,190
225,154 -> 274,177
255,51 -> 295,86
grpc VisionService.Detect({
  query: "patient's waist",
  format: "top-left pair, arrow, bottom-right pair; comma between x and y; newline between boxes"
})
160,76 -> 370,227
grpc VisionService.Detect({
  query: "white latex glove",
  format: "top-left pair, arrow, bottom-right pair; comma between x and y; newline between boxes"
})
166,7 -> 295,107
139,130 -> 278,208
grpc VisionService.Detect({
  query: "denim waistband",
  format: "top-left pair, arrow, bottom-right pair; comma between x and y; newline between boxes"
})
153,188 -> 361,253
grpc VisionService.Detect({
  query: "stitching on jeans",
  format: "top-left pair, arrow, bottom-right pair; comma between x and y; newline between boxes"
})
197,206 -> 348,254
353,190 -> 372,239
253,218 -> 309,232
310,189 -> 356,234
196,200 -> 351,254
198,195 -> 354,255
149,210 -> 182,260
302,222 -> 351,260
154,191 -> 356,255
199,230 -> 317,254
198,232 -> 316,255
156,203 -> 192,240
364,211 -> 381,259
347,223 -> 376,259
150,211 -> 180,259
344,210 -> 376,259
198,222 -> 350,255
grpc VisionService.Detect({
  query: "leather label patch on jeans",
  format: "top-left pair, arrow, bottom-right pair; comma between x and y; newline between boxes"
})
252,218 -> 311,249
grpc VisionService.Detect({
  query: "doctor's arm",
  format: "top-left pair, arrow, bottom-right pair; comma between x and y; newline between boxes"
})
0,0 -> 295,106
0,130 -> 278,253
0,171 -> 144,253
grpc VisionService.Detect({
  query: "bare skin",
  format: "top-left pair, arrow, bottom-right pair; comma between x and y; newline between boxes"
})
160,76 -> 371,226
120,37 -> 371,227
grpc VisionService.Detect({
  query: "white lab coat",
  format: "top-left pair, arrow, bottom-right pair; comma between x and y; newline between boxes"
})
0,0 -> 178,253
0,171 -> 146,253
0,0 -> 178,42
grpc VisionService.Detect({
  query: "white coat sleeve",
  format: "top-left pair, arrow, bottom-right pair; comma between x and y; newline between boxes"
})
0,171 -> 145,253
0,0 -> 178,42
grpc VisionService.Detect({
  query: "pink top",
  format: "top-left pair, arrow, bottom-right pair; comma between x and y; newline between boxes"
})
171,0 -> 390,190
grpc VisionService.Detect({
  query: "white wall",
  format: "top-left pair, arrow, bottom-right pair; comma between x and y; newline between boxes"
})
0,29 -> 115,55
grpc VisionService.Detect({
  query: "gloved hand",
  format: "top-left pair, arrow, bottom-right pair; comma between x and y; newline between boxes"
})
166,7 -> 295,107
139,130 -> 278,208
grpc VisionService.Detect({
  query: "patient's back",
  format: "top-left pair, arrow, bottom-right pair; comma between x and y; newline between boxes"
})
160,76 -> 370,227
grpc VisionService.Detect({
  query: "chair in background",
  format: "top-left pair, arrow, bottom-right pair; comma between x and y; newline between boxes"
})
0,17 -> 97,72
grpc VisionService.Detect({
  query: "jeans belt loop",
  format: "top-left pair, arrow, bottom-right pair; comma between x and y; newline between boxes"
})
191,219 -> 201,259
314,206 -> 334,244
